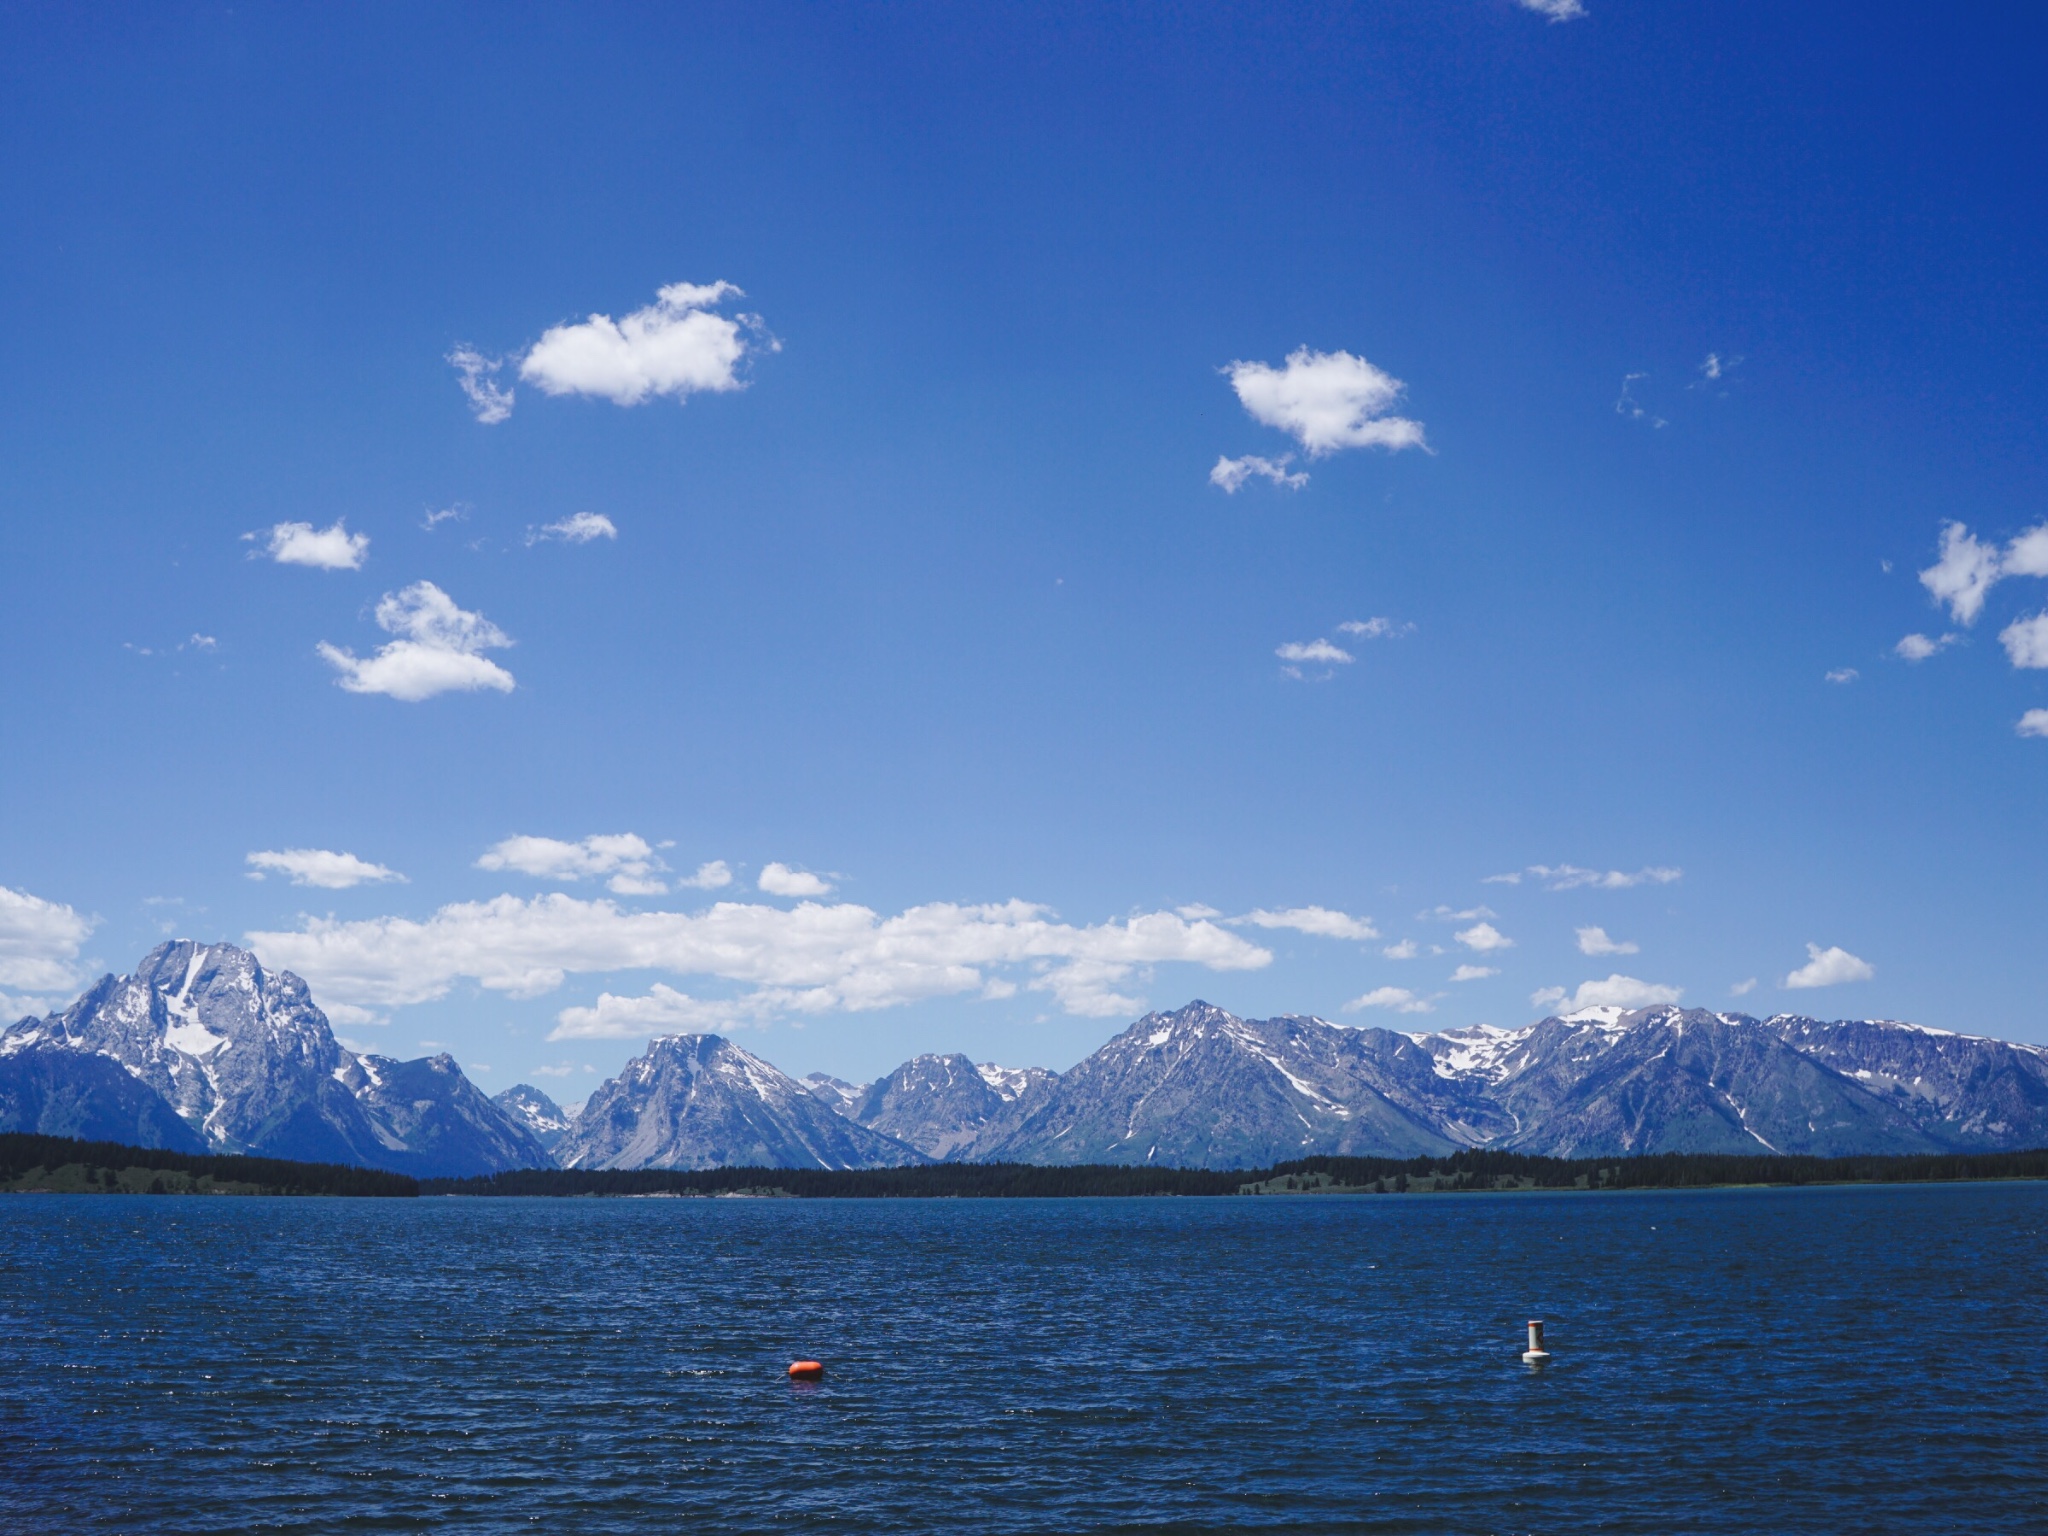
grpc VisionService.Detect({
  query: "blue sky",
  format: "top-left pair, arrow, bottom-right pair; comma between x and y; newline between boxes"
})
3,2 -> 2046,1090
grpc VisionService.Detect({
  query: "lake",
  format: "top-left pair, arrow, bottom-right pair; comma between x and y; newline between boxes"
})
2,1183 -> 2043,1533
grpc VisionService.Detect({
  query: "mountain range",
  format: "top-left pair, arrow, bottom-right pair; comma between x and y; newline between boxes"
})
8,944 -> 2046,1174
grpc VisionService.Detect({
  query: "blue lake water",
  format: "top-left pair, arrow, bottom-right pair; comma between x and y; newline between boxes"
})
2,1183 -> 2045,1533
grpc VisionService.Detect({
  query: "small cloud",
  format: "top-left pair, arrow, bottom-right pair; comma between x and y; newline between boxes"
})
759,862 -> 833,898
1920,522 -> 2002,625
262,520 -> 369,571
1534,975 -> 1682,1013
2019,709 -> 2048,739
1784,943 -> 1874,989
1242,906 -> 1379,942
1344,985 -> 1436,1015
449,346 -> 514,424
1209,454 -> 1307,493
518,281 -> 771,407
1894,632 -> 1957,662
477,833 -> 667,895
1337,617 -> 1415,640
246,849 -> 405,889
677,860 -> 733,891
317,582 -> 514,701
1525,864 -> 1681,892
1481,872 -> 1523,886
1382,939 -> 1418,960
527,512 -> 618,546
1999,614 -> 2048,669
1518,0 -> 1587,20
1575,925 -> 1638,957
1730,978 -> 1758,996
1615,373 -> 1666,429
1224,347 -> 1426,456
533,1062 -> 577,1078
1177,903 -> 1223,920
421,504 -> 468,532
1455,922 -> 1514,953
1825,668 -> 1859,684
1420,905 -> 1496,922
1276,639 -> 1354,667
185,634 -> 218,652
2007,524 -> 2048,578
1450,964 -> 1497,982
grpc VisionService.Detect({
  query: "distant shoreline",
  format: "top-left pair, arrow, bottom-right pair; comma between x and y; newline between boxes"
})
12,1133 -> 2046,1202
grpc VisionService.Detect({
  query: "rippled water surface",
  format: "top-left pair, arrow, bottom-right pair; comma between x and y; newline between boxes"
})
3,1184 -> 2045,1533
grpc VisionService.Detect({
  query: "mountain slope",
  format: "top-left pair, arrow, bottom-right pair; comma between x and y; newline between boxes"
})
555,1034 -> 925,1171
493,1084 -> 576,1156
976,1002 -> 1463,1167
0,1040 -> 209,1151
0,942 -> 543,1176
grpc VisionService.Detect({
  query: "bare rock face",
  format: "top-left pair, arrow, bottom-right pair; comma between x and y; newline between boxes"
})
0,941 -> 546,1176
554,1033 -> 924,1171
492,1083 -> 576,1156
846,1053 -> 1019,1159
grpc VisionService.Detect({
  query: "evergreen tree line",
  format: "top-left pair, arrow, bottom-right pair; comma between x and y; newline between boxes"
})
0,1132 -> 419,1197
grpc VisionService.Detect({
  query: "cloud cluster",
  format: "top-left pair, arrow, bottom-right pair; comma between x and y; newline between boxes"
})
448,347 -> 514,424
1345,985 -> 1435,1015
1225,347 -> 1426,457
1530,975 -> 1681,1014
247,849 -> 404,890
477,833 -> 675,895
243,894 -> 1273,1034
1210,455 -> 1307,493
1784,943 -> 1873,989
1243,906 -> 1379,942
1575,925 -> 1638,956
318,582 -> 515,702
261,520 -> 369,571
1485,864 -> 1681,890
758,863 -> 833,898
1519,0 -> 1587,19
528,512 -> 617,546
1920,520 -> 2048,625
519,281 -> 769,407
0,885 -> 95,996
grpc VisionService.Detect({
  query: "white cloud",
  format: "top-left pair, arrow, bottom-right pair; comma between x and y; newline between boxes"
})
1344,985 -> 1435,1015
1525,864 -> 1682,891
1176,903 -> 1223,920
1276,639 -> 1354,666
187,634 -> 218,652
518,281 -> 769,407
1338,617 -> 1415,639
1456,922 -> 1514,952
246,849 -> 404,889
448,346 -> 514,424
477,834 -> 668,895
421,504 -> 467,531
1894,632 -> 1956,662
1730,978 -> 1758,996
1224,347 -> 1426,456
1381,939 -> 1418,960
242,893 -> 1272,1034
1481,872 -> 1522,885
263,520 -> 369,571
2019,709 -> 2048,739
1420,904 -> 1496,921
528,512 -> 618,546
1999,614 -> 2048,669
1825,668 -> 1859,684
1449,964 -> 1497,982
1209,454 -> 1307,493
1920,522 -> 2003,625
0,885 -> 95,994
1519,0 -> 1587,20
1575,925 -> 1638,957
1533,975 -> 1681,1014
1243,906 -> 1379,942
1615,373 -> 1665,429
678,860 -> 733,890
1784,943 -> 1874,989
759,863 -> 833,898
317,581 -> 515,702
2007,524 -> 2048,578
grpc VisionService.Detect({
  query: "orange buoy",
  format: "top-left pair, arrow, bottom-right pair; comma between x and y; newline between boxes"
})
787,1359 -> 825,1381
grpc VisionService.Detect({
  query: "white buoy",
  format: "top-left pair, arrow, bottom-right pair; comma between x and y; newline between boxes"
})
1521,1318 -> 1552,1365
